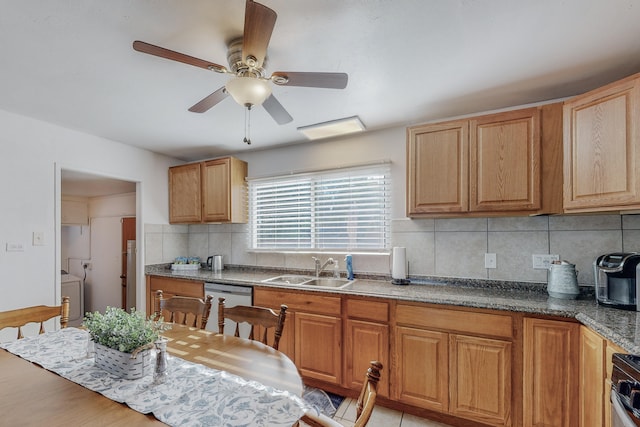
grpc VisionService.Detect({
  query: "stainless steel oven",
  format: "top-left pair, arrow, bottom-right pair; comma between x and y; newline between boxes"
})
611,353 -> 640,426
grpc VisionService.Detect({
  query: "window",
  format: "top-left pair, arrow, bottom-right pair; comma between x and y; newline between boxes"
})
248,164 -> 391,252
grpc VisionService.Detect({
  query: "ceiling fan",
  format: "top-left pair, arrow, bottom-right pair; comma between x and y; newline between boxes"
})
133,0 -> 348,140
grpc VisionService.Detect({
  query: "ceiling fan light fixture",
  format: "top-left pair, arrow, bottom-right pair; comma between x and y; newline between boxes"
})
225,76 -> 272,107
298,116 -> 366,140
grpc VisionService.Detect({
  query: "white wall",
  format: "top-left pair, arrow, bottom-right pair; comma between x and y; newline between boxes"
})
0,108 -> 178,340
236,127 -> 407,219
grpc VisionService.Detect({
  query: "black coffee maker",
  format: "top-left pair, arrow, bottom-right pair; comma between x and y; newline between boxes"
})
594,252 -> 640,310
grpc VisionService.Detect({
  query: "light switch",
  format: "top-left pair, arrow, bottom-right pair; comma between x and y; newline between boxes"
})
33,231 -> 45,246
6,242 -> 24,252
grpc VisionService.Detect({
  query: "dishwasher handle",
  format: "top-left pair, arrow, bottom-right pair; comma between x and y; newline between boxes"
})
204,282 -> 253,297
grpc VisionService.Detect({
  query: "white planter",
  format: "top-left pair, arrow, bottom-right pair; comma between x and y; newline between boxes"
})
94,342 -> 152,380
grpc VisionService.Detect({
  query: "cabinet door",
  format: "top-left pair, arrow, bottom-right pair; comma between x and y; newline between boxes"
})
449,334 -> 512,426
407,120 -> 469,215
147,276 -> 204,326
394,326 -> 448,412
522,318 -> 579,427
169,163 -> 202,223
605,341 -> 626,427
202,158 -> 231,222
202,157 -> 248,223
469,108 -> 541,212
563,75 -> 640,211
295,312 -> 342,384
345,319 -> 389,397
580,326 -> 605,427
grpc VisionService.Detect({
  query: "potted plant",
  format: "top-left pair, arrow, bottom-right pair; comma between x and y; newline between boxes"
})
83,306 -> 169,379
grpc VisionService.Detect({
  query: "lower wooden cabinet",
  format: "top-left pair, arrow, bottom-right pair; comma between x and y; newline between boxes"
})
393,302 -> 515,426
394,326 -> 448,411
522,317 -> 579,427
344,298 -> 390,398
254,287 -> 342,386
450,334 -> 512,426
295,312 -> 342,384
604,340 -> 626,427
170,281 -> 624,427
146,275 -> 205,325
580,326 -> 628,427
580,326 -> 605,427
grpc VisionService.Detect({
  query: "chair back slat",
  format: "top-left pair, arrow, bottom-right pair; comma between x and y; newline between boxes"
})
0,296 -> 70,339
295,360 -> 383,427
154,290 -> 213,330
354,361 -> 383,427
218,297 -> 287,350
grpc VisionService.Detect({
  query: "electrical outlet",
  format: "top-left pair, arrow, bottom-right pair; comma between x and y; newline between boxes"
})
32,231 -> 45,246
532,254 -> 560,269
485,253 -> 497,269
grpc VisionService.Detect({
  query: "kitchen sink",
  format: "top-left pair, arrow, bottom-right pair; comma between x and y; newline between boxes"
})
261,275 -> 315,285
261,275 -> 354,289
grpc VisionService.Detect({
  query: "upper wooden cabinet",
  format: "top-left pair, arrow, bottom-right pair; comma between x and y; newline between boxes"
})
407,103 -> 563,218
169,156 -> 247,224
563,73 -> 640,212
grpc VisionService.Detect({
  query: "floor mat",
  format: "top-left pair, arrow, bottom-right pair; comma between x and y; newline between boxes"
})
302,386 -> 345,418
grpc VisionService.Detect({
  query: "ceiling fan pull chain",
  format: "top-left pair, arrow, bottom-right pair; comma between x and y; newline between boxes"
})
243,104 -> 252,145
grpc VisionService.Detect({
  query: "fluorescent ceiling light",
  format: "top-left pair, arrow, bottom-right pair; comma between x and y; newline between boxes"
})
298,116 -> 365,140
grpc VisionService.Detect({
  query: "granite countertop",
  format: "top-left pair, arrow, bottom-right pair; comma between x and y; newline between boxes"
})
145,264 -> 640,354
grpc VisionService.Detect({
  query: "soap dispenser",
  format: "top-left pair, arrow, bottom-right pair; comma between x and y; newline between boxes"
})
345,254 -> 354,280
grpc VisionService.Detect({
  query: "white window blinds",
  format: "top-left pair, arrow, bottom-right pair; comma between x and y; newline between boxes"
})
248,164 -> 391,251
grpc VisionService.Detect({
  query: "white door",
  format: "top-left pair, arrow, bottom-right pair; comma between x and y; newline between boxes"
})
88,217 -> 122,313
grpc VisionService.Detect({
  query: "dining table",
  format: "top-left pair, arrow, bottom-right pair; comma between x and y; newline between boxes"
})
0,325 -> 305,426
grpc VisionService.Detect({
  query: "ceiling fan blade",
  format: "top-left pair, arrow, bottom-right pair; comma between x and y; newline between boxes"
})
263,94 -> 293,124
242,0 -> 277,68
188,87 -> 229,113
133,41 -> 227,73
271,72 -> 348,89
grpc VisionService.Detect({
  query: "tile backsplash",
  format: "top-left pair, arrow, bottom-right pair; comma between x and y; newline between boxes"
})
145,214 -> 640,286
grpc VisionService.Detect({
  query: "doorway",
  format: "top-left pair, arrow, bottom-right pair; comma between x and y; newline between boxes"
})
59,168 -> 139,314
121,217 -> 136,310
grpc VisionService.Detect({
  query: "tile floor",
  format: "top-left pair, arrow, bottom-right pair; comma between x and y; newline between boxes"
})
332,397 -> 452,427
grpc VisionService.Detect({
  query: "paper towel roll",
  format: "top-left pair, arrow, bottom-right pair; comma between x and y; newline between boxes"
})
392,247 -> 407,279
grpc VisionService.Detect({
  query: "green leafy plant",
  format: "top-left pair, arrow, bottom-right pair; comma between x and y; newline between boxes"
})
83,307 -> 170,353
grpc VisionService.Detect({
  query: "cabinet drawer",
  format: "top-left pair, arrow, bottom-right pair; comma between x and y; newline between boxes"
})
346,298 -> 389,322
255,288 -> 341,316
395,304 -> 513,339
149,276 -> 204,298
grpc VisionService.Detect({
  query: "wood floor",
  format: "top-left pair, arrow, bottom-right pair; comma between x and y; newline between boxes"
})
333,398 -> 453,427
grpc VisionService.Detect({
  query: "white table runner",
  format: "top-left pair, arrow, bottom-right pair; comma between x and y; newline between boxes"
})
1,328 -> 308,426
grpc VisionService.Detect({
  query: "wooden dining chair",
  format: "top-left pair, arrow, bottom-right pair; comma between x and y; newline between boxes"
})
154,290 -> 213,329
217,297 -> 288,350
297,361 -> 383,427
0,296 -> 70,339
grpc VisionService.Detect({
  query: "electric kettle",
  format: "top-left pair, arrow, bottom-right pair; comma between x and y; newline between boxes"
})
547,261 -> 579,299
206,255 -> 224,272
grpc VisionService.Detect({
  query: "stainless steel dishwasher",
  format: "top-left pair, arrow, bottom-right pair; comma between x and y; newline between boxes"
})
204,282 -> 253,337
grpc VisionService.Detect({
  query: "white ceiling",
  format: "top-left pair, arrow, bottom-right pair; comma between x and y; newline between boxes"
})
3,0 -> 640,164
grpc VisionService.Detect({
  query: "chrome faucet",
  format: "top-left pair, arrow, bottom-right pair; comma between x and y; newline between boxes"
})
312,256 -> 335,277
